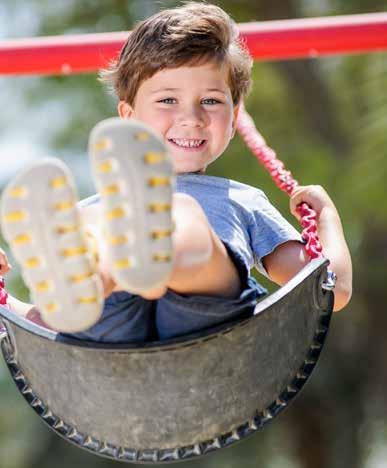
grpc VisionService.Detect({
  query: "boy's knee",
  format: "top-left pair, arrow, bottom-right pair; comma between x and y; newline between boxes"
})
172,193 -> 213,268
173,193 -> 207,219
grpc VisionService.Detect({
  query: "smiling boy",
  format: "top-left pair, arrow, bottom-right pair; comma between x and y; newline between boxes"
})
0,2 -> 352,340
117,62 -> 238,174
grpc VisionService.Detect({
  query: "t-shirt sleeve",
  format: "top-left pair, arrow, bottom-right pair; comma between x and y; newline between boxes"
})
248,190 -> 303,277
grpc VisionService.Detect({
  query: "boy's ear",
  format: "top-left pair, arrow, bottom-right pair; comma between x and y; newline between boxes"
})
231,104 -> 240,138
117,100 -> 134,119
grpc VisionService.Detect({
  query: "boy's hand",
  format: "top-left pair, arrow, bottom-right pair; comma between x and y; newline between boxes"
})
290,185 -> 338,222
0,247 -> 12,275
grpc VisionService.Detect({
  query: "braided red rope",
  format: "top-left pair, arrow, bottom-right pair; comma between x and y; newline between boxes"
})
0,277 -> 8,306
236,104 -> 323,260
0,276 -> 9,333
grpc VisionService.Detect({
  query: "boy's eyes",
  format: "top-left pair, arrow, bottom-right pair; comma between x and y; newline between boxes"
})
156,98 -> 222,105
158,98 -> 176,104
201,98 -> 221,105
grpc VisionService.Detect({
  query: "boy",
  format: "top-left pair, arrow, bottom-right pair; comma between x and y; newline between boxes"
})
0,2 -> 352,341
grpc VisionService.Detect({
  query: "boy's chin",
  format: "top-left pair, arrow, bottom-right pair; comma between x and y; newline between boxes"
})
174,166 -> 206,174
171,160 -> 206,174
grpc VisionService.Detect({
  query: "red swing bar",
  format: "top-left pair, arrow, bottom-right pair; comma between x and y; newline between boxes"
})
0,12 -> 386,76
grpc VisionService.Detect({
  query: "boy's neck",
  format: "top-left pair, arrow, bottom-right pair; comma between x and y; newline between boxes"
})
178,168 -> 206,176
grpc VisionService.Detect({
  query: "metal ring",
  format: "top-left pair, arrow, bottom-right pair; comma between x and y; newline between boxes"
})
322,270 -> 337,291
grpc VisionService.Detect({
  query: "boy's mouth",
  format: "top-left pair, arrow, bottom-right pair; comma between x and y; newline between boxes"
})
168,138 -> 206,149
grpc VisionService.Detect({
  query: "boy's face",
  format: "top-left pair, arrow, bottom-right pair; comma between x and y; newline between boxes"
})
118,61 -> 239,174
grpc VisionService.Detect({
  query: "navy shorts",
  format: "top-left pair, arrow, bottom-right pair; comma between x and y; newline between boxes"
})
66,244 -> 267,343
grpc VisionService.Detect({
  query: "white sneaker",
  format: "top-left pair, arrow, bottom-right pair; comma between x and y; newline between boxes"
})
0,158 -> 103,332
88,118 -> 175,294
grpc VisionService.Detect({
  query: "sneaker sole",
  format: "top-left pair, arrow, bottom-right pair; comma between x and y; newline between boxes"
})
89,118 -> 174,293
0,158 -> 103,332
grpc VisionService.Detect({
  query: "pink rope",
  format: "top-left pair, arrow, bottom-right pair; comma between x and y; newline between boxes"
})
0,277 -> 8,334
236,104 -> 323,259
0,277 -> 8,306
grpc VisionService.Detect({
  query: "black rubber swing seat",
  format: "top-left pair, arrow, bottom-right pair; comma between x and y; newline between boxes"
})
0,258 -> 333,464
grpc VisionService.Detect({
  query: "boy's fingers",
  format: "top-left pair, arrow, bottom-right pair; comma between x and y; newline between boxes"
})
0,259 -> 12,274
290,189 -> 307,219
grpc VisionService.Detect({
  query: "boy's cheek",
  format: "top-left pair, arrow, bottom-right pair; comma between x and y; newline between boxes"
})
131,108 -> 170,131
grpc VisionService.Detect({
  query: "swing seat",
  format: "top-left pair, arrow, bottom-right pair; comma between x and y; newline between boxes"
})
0,258 -> 333,463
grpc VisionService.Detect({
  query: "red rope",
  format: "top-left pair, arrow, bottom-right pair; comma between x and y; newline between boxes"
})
237,104 -> 323,260
0,276 -> 8,312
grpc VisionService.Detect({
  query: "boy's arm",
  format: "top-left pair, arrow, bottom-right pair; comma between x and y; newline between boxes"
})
6,294 -> 49,328
6,294 -> 37,317
263,185 -> 352,312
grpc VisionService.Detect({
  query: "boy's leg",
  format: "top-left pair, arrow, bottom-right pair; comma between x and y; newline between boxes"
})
88,118 -> 240,302
89,118 -> 175,296
154,197 -> 266,341
171,194 -> 242,297
0,159 -> 155,341
142,193 -> 241,300
83,193 -> 241,300
83,190 -> 250,342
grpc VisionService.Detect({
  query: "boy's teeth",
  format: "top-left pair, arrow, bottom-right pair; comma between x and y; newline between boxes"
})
171,138 -> 203,148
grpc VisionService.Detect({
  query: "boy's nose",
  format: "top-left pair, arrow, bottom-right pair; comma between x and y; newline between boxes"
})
178,107 -> 207,128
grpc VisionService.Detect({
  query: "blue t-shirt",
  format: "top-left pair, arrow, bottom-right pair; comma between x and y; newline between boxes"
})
81,173 -> 302,279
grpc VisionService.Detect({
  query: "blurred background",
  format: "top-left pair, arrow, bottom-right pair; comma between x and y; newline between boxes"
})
0,1 -> 386,467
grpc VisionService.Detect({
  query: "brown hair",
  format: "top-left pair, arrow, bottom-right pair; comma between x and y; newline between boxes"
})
100,2 -> 253,106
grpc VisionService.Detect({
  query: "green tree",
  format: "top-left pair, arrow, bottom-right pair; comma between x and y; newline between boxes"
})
1,1 -> 387,468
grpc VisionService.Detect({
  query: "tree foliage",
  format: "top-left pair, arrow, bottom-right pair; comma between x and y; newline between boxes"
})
1,1 -> 387,467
